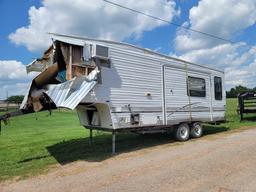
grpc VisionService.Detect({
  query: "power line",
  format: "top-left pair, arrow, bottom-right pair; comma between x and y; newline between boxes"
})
102,0 -> 234,44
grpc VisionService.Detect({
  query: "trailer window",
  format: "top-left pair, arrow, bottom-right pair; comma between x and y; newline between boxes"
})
214,76 -> 222,100
187,76 -> 206,97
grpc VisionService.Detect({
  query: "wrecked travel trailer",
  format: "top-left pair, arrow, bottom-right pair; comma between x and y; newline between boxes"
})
1,33 -> 225,153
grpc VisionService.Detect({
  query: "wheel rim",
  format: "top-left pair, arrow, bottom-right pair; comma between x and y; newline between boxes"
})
193,124 -> 202,136
180,126 -> 188,139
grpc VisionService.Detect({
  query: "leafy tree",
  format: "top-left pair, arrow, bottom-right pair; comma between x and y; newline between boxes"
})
226,88 -> 236,98
6,95 -> 24,104
236,85 -> 250,93
226,85 -> 253,98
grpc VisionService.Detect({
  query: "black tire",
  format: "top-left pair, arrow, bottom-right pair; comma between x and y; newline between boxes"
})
190,122 -> 203,138
174,123 -> 190,141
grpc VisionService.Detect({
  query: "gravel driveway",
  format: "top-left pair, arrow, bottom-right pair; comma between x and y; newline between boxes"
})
1,128 -> 256,192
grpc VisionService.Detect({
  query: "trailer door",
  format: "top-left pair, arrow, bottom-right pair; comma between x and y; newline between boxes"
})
163,66 -> 212,124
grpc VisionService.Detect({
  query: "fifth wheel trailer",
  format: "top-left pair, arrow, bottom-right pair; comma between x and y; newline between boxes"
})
4,33 -> 225,153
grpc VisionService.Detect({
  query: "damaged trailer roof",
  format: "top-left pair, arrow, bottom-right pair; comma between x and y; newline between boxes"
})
20,68 -> 99,111
49,33 -> 224,73
20,37 -> 101,112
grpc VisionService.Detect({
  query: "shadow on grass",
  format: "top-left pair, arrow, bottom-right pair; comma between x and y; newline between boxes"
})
46,133 -> 176,164
19,125 -> 230,165
203,125 -> 230,135
18,155 -> 51,163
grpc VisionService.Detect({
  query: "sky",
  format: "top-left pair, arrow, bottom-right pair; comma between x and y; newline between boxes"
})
0,0 -> 255,99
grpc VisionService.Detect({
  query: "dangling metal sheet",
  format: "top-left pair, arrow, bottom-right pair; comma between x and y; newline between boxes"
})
45,68 -> 99,110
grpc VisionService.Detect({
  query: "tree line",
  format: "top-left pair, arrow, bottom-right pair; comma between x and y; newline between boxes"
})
226,85 -> 256,98
5,95 -> 24,104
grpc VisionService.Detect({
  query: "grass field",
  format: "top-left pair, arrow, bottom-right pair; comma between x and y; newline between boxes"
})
0,98 -> 256,181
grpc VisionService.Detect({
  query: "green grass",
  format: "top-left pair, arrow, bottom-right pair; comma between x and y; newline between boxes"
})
207,98 -> 256,129
224,98 -> 253,128
203,98 -> 256,135
0,110 -> 85,180
0,99 -> 256,181
0,110 -> 174,181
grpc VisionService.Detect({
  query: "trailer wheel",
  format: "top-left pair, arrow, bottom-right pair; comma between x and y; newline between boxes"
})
174,123 -> 190,141
190,122 -> 203,138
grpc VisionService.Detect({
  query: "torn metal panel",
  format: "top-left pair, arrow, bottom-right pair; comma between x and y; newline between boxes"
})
52,35 -> 85,46
26,45 -> 54,73
26,59 -> 44,73
45,68 -> 99,110
21,67 -> 99,111
45,80 -> 74,107
59,78 -> 97,110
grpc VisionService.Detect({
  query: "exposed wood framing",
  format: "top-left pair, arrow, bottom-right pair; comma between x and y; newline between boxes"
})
66,45 -> 73,80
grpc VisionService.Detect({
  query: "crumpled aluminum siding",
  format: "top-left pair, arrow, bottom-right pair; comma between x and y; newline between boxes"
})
45,68 -> 99,110
45,80 -> 74,107
20,68 -> 98,111
59,80 -> 96,109
45,79 -> 96,110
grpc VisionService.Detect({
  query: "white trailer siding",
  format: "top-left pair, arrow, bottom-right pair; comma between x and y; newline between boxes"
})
81,41 -> 225,129
87,45 -> 164,128
164,66 -> 212,124
98,46 -> 162,108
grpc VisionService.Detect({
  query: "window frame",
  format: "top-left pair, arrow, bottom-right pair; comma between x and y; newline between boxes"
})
214,76 -> 222,100
187,76 -> 206,98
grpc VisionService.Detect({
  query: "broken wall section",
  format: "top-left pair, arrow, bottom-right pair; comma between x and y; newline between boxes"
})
22,39 -> 111,113
59,42 -> 96,81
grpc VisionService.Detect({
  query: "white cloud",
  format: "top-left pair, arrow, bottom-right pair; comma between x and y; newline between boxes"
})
175,0 -> 256,52
9,0 -> 179,52
0,60 -> 37,99
174,0 -> 256,90
225,54 -> 256,88
179,43 -> 247,68
0,60 -> 28,80
189,0 -> 256,35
